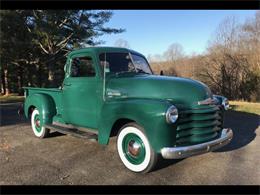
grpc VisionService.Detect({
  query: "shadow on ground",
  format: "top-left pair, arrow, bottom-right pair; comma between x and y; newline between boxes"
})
0,103 -> 27,126
214,110 -> 259,152
0,103 -> 67,138
47,131 -> 66,138
153,158 -> 183,172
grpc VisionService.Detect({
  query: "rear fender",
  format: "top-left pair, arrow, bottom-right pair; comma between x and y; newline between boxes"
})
24,93 -> 57,125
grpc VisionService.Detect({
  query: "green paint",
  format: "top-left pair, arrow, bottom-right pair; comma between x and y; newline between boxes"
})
23,47 -> 228,153
34,114 -> 42,133
24,93 -> 57,125
62,52 -> 101,129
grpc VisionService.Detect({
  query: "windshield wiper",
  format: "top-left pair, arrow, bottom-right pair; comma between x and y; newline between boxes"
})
113,69 -> 150,76
135,68 -> 150,74
115,71 -> 135,76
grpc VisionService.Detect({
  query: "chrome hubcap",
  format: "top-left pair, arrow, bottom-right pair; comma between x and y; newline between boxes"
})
35,119 -> 40,128
128,140 -> 141,157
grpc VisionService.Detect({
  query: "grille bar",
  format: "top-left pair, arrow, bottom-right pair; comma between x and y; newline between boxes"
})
176,105 -> 223,146
177,119 -> 222,131
176,132 -> 218,145
176,126 -> 222,138
178,113 -> 221,124
180,106 -> 220,114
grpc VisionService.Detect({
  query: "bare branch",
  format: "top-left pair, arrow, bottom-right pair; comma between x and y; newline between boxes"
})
56,33 -> 73,48
38,42 -> 49,54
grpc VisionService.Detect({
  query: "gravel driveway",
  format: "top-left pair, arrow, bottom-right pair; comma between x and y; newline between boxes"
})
0,102 -> 259,185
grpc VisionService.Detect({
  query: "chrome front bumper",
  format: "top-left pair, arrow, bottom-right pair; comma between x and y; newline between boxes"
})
161,128 -> 233,159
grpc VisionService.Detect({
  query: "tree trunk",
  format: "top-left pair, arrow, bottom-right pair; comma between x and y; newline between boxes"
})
221,65 -> 225,96
48,68 -> 55,87
38,64 -> 42,88
47,54 -> 56,87
17,66 -> 24,95
1,68 -> 6,94
4,69 -> 10,95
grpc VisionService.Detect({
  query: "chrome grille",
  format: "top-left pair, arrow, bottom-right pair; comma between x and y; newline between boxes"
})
176,105 -> 223,146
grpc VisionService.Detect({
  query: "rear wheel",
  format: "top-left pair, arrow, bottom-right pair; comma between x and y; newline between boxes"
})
117,122 -> 158,173
31,109 -> 50,138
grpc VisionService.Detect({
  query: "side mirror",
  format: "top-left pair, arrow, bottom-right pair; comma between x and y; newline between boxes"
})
160,70 -> 164,75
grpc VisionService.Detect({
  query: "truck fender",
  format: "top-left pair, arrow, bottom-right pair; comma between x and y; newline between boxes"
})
24,93 -> 57,125
97,99 -> 175,152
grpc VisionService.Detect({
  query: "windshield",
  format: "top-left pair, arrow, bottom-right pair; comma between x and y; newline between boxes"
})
131,53 -> 153,74
99,52 -> 153,75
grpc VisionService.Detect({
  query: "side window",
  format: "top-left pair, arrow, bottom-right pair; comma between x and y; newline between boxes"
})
71,56 -> 95,77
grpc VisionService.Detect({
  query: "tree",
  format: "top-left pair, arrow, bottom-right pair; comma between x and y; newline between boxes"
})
163,43 -> 184,62
197,12 -> 260,101
0,10 -> 124,94
0,10 -> 34,94
29,10 -> 124,87
240,11 -> 260,101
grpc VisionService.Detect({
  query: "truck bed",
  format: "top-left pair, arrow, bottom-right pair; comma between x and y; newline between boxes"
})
23,87 -> 63,115
23,87 -> 61,93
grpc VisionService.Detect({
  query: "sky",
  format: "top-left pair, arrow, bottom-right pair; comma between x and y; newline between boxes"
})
100,10 -> 257,58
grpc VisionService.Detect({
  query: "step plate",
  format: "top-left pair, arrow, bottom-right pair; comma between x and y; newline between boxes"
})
45,124 -> 98,140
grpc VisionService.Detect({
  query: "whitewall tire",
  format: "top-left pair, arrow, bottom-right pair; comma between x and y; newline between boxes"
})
117,122 -> 158,173
31,109 -> 50,138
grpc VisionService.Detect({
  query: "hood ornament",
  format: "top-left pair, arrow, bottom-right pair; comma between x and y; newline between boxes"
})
198,98 -> 217,105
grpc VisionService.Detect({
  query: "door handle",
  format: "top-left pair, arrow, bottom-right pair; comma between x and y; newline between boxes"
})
64,83 -> 71,86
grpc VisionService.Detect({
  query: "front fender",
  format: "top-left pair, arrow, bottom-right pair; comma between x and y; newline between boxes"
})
98,98 -> 177,153
24,93 -> 56,125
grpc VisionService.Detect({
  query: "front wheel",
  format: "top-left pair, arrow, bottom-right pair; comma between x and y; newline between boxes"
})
117,122 -> 158,173
31,108 -> 50,138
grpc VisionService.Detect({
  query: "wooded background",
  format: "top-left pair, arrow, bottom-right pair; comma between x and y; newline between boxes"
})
150,12 -> 260,102
0,10 -> 124,94
1,10 -> 259,102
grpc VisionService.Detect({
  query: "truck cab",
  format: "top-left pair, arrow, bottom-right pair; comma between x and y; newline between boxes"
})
24,47 -> 233,173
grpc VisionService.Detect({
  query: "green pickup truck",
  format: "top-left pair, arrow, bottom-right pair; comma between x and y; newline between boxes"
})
23,47 -> 233,173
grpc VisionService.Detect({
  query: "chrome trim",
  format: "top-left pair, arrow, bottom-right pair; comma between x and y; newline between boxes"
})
128,140 -> 141,156
107,90 -> 121,96
166,105 -> 178,124
198,98 -> 218,105
161,128 -> 233,159
222,98 -> 229,110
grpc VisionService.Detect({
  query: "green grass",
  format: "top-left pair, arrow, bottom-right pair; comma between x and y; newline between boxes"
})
229,101 -> 260,115
0,94 -> 25,103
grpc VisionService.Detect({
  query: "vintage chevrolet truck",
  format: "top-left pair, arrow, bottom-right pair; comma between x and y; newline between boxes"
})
23,47 -> 233,173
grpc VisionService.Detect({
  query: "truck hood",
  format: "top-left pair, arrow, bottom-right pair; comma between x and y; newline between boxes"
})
106,74 -> 213,107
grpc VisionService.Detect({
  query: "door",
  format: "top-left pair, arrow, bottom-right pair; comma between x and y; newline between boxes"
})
62,52 -> 99,129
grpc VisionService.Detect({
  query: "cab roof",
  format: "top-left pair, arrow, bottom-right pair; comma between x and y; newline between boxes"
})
67,46 -> 145,58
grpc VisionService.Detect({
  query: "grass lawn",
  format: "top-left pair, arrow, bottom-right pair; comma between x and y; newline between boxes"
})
229,101 -> 260,115
0,94 -> 25,103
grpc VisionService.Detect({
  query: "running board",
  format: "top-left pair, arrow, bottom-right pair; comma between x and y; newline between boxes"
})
45,124 -> 98,141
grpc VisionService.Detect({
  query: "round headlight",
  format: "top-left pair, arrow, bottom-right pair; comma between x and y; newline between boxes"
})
222,98 -> 229,110
166,105 -> 178,123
